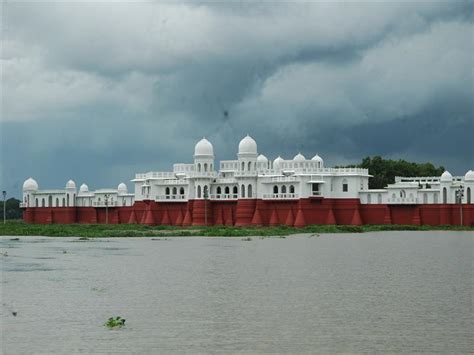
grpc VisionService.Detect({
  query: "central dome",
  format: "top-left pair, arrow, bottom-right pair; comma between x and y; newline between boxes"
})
194,138 -> 214,157
79,183 -> 89,193
238,135 -> 257,155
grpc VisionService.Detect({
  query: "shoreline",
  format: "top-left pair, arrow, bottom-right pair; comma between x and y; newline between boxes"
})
0,221 -> 472,238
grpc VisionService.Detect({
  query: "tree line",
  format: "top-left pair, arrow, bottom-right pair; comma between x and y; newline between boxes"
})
340,156 -> 445,189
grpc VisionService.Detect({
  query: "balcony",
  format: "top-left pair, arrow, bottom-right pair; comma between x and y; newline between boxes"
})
161,179 -> 188,185
189,172 -> 218,178
156,195 -> 187,202
262,193 -> 299,200
210,194 -> 238,200
387,197 -> 419,204
234,171 -> 258,177
93,201 -> 119,207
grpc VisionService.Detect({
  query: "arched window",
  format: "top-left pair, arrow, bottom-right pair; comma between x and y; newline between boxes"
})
67,194 -> 70,207
423,193 -> 428,204
377,193 -> 382,204
282,185 -> 287,193
254,162 -> 257,170
56,198 -> 59,207
273,185 -> 278,194
203,185 -> 209,198
342,179 -> 348,192
400,190 -> 406,198
197,185 -> 202,198
233,186 -> 238,195
248,162 -> 252,171
248,184 -> 252,198
48,195 -> 52,207
391,193 -> 396,200
165,187 -> 170,195
241,184 -> 245,198
467,187 -> 471,204
123,199 -> 126,206
204,163 -> 208,172
180,187 -> 185,195
172,187 -> 177,195
367,195 -> 371,204
443,187 -> 447,204
217,186 -> 222,195
73,194 -> 75,206
36,198 -> 38,206
62,198 -> 65,207
42,198 -> 45,207
434,193 -> 438,204
241,161 -> 245,171
210,163 -> 213,171
225,186 -> 230,194
289,185 -> 295,194
198,163 -> 201,172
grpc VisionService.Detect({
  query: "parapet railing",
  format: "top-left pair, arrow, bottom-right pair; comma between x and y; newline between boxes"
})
387,197 -> 419,204
93,201 -> 119,207
162,179 -> 188,185
209,194 -> 239,200
156,195 -> 187,201
262,193 -> 299,200
135,172 -> 175,180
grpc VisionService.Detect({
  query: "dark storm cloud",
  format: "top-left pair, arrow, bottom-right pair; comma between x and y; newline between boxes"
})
1,1 -> 473,196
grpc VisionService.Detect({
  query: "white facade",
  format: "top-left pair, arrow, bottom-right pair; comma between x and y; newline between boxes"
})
22,136 -> 474,207
131,135 -> 371,203
21,179 -> 134,208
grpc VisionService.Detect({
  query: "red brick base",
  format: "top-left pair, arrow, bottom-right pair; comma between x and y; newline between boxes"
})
23,199 -> 474,226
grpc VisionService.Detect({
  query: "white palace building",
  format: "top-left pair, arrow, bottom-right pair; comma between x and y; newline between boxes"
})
22,135 -> 474,226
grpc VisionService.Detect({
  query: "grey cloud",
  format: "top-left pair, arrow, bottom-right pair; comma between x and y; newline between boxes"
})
1,2 -> 473,197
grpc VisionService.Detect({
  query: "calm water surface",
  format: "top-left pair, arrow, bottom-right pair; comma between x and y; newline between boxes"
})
1,232 -> 473,353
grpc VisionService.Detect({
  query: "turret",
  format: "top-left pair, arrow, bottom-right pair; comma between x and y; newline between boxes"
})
22,177 -> 38,207
193,137 -> 215,174
65,179 -> 77,207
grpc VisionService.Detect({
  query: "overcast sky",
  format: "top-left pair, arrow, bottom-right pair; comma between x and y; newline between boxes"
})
1,1 -> 473,196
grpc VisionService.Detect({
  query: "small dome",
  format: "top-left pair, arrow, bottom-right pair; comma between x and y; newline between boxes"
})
311,154 -> 323,162
464,170 -> 474,181
238,135 -> 257,155
79,183 -> 89,193
257,154 -> 268,163
273,156 -> 284,169
65,180 -> 76,189
194,137 -> 214,157
23,177 -> 38,191
440,171 -> 453,182
118,182 -> 128,193
293,153 -> 306,162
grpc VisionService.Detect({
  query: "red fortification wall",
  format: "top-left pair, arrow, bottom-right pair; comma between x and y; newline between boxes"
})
23,199 -> 474,227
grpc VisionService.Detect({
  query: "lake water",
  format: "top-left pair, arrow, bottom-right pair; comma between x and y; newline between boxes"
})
1,232 -> 473,353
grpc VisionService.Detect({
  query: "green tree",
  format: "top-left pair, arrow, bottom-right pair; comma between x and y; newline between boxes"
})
343,156 -> 445,189
0,198 -> 23,220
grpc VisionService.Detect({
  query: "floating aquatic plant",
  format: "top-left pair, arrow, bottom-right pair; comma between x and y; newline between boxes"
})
105,316 -> 126,329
